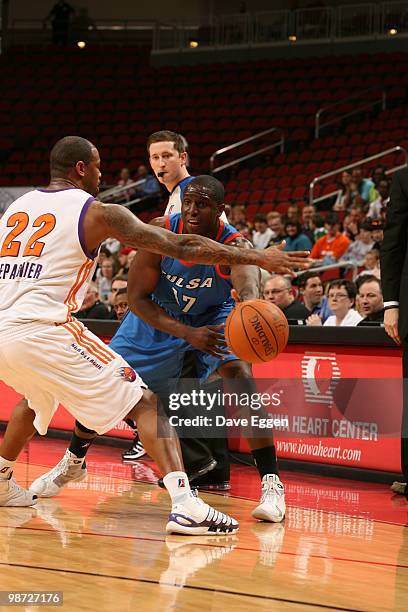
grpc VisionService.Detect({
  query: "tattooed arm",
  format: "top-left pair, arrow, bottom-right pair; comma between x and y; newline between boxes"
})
83,202 -> 310,273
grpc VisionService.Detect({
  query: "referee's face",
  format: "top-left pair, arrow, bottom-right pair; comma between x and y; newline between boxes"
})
149,141 -> 187,186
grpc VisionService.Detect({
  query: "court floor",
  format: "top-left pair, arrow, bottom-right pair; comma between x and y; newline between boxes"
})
1,437 -> 407,611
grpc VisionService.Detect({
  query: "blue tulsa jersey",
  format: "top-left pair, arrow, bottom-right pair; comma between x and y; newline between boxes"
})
153,214 -> 241,317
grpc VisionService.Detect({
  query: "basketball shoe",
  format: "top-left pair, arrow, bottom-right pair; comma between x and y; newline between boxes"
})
252,474 -> 286,522
29,450 -> 87,497
166,492 -> 239,535
122,433 -> 147,462
0,470 -> 38,507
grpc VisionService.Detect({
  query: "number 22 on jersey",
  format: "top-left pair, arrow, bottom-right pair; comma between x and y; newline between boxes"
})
0,212 -> 56,258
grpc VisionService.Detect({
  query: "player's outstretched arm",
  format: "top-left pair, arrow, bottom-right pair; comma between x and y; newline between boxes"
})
84,203 -> 311,273
229,238 -> 261,302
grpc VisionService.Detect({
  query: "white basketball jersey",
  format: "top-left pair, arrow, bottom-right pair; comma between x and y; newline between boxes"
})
165,176 -> 228,221
0,187 -> 97,331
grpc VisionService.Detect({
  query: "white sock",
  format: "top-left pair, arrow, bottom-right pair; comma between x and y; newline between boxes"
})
0,456 -> 15,480
163,471 -> 193,505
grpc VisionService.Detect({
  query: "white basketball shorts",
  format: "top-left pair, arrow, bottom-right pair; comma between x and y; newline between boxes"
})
0,320 -> 147,435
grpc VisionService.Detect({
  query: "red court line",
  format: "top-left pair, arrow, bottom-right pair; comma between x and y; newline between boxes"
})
3,522 -> 408,572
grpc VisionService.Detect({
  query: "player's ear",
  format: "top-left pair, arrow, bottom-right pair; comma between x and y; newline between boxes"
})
76,160 -> 86,177
180,151 -> 187,166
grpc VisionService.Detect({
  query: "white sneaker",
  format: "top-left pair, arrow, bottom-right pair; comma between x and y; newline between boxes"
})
0,473 -> 38,507
30,450 -> 87,497
252,474 -> 286,522
166,494 -> 239,535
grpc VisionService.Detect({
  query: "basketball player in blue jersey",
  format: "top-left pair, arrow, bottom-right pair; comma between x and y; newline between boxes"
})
123,130 -> 227,464
32,175 -> 294,522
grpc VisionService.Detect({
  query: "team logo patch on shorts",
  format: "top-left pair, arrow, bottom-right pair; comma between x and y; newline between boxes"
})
117,366 -> 137,382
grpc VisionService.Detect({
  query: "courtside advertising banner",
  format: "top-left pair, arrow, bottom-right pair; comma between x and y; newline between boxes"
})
0,342 -> 403,471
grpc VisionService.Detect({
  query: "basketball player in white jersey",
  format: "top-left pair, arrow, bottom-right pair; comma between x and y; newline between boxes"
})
0,136 -> 310,535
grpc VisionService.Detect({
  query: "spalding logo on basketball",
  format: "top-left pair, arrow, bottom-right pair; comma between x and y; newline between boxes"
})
225,299 -> 289,364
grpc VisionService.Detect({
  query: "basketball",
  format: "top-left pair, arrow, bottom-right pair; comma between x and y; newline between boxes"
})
225,299 -> 289,363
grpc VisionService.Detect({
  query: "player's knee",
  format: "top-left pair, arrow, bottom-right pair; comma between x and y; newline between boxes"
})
75,421 -> 97,435
126,388 -> 159,421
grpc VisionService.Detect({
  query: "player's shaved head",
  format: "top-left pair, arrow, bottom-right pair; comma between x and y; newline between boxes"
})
185,175 -> 224,204
50,136 -> 95,177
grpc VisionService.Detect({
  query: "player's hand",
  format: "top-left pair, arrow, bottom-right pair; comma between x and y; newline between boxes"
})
306,313 -> 322,326
261,242 -> 311,275
384,308 -> 401,345
185,324 -> 231,359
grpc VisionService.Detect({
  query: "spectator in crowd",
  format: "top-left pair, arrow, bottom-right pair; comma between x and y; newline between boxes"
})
372,164 -> 387,184
74,283 -> 110,320
356,276 -> 384,325
369,219 -> 384,250
301,204 -> 316,227
368,165 -> 387,201
135,164 -> 161,198
117,167 -> 135,202
44,0 -> 74,45
351,166 -> 374,205
286,204 -> 300,223
333,171 -> 352,211
253,213 -> 274,249
112,287 -> 129,322
267,213 -> 286,246
310,213 -> 326,242
117,246 -> 133,276
367,179 -> 390,220
230,205 -> 247,226
283,220 -> 313,252
236,223 -> 253,243
311,213 -> 351,264
298,271 -> 332,322
343,221 -> 375,265
97,257 -> 118,305
263,275 -> 310,320
357,248 -> 381,280
108,274 -> 128,313
319,280 -> 362,326
97,245 -> 111,264
343,205 -> 364,241
301,204 -> 316,243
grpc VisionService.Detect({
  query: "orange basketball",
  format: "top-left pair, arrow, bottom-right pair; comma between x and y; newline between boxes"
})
225,299 -> 289,364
